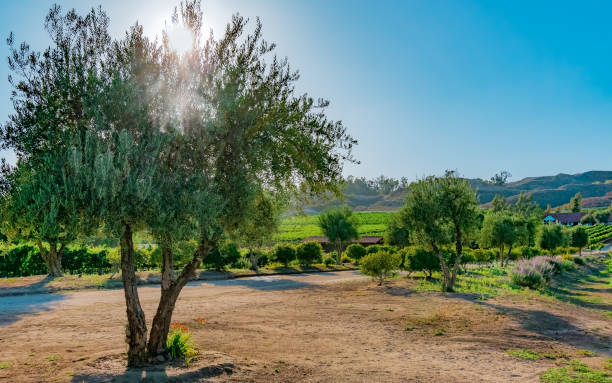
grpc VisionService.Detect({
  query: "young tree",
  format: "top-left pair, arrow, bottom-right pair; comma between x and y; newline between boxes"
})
571,226 -> 589,255
491,194 -> 509,212
318,206 -> 359,264
490,170 -> 512,186
538,225 -> 568,251
12,2 -> 356,366
479,212 -> 516,267
399,171 -> 479,292
235,192 -> 282,272
2,6 -> 110,276
570,193 -> 582,212
384,213 -> 410,248
359,250 -> 402,285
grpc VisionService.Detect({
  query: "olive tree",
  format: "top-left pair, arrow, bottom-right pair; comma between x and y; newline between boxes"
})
67,2 -> 354,366
479,212 -> 516,267
318,206 -> 359,264
571,226 -> 589,255
399,171 -> 479,292
1,6 -> 109,276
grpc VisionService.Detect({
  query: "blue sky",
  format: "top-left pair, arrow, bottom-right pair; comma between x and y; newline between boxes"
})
2,1 -> 612,182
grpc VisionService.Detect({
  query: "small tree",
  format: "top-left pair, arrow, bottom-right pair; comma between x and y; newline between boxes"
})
235,192 -> 282,272
403,247 -> 440,279
359,250 -> 401,285
399,171 -> 479,292
480,212 -> 517,267
538,225 -> 567,252
571,226 -> 588,255
491,194 -> 510,212
318,206 -> 359,264
345,243 -> 367,263
581,213 -> 597,225
296,241 -> 322,266
490,171 -> 512,186
274,245 -> 296,267
570,193 -> 582,212
384,213 -> 410,247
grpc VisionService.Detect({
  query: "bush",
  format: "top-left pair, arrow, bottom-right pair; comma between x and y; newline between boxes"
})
472,248 -> 492,264
510,256 -> 555,289
323,255 -> 335,266
573,256 -> 585,265
359,250 -> 402,285
273,245 -> 296,267
258,251 -> 270,267
341,254 -> 352,263
296,242 -> 322,266
204,241 -> 241,271
345,244 -> 367,263
403,248 -> 440,278
231,256 -> 252,270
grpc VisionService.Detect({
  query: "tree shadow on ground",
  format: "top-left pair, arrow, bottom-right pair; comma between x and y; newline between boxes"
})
0,274 -> 55,294
453,294 -> 612,356
71,361 -> 235,383
0,290 -> 67,327
188,275 -> 315,291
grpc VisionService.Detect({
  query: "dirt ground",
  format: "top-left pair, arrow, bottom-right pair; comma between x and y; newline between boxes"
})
0,268 -> 611,383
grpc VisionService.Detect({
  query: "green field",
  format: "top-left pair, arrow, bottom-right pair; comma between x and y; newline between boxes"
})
274,211 -> 393,242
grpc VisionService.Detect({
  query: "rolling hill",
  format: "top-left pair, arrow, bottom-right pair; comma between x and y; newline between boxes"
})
302,171 -> 612,213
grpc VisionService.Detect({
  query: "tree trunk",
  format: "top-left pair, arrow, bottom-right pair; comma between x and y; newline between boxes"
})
147,242 -> 211,359
249,249 -> 259,273
499,245 -> 504,268
449,229 -> 464,290
505,245 -> 513,268
121,224 -> 148,367
336,242 -> 342,265
36,240 -> 63,277
433,243 -> 452,292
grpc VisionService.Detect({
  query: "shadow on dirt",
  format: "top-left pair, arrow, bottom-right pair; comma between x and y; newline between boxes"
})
71,362 -> 235,383
0,291 -> 67,327
453,294 -> 612,356
189,274 -> 315,291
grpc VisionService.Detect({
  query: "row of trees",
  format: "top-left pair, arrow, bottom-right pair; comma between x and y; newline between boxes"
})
1,2 -> 355,366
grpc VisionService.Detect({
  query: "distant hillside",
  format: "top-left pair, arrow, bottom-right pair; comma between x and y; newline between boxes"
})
302,171 -> 612,213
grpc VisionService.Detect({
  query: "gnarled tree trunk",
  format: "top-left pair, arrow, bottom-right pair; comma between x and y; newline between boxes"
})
121,223 -> 148,367
147,242 -> 211,359
36,240 -> 64,277
249,249 -> 259,273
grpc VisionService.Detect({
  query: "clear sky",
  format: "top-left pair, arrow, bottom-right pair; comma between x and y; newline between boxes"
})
2,1 -> 612,182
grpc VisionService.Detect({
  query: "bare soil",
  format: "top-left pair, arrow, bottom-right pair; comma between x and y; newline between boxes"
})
0,268 -> 610,382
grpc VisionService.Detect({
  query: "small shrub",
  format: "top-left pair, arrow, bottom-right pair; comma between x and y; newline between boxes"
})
345,244 -> 367,263
403,248 -> 440,278
359,250 -> 402,285
341,254 -> 352,263
295,242 -> 322,266
273,245 -> 296,267
167,323 -> 198,364
323,255 -> 335,267
0,362 -> 9,369
573,256 -> 585,265
510,256 -> 554,289
231,256 -> 252,270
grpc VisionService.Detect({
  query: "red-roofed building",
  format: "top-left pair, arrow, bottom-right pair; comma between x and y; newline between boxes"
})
543,212 -> 586,226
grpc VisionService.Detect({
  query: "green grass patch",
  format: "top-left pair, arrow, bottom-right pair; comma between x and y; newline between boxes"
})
577,350 -> 597,357
540,360 -> 612,382
45,354 -> 61,362
507,349 -> 541,360
0,362 -> 9,369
